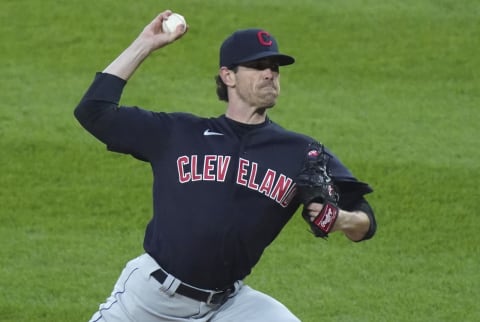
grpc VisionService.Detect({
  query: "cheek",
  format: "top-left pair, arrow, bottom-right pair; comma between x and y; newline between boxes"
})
237,79 -> 251,92
235,79 -> 254,101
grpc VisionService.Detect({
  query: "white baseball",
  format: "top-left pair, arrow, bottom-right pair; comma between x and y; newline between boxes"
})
162,13 -> 186,33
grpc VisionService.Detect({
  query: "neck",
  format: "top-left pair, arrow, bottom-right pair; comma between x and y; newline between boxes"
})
225,104 -> 267,125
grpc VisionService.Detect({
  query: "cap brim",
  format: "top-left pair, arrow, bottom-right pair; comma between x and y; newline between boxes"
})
233,52 -> 295,67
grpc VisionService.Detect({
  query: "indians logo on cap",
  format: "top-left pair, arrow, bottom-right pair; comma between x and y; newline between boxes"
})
257,31 -> 273,46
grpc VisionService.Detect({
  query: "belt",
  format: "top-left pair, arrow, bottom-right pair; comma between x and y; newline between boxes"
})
151,269 -> 234,305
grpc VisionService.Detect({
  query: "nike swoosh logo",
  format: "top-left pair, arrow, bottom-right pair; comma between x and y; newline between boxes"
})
203,129 -> 224,136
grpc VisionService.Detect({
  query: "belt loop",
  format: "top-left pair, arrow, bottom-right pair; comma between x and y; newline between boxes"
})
234,280 -> 242,292
159,274 -> 181,296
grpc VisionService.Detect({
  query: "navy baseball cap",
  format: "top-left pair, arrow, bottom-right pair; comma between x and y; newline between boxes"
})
219,29 -> 295,68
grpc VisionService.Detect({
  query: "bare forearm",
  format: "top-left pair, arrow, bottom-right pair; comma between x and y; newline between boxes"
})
103,39 -> 153,80
102,10 -> 187,81
331,210 -> 370,241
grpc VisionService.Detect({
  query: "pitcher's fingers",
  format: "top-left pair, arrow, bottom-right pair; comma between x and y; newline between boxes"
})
148,10 -> 173,33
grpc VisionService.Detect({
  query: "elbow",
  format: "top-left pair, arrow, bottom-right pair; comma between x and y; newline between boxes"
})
354,219 -> 376,242
73,102 -> 82,122
73,99 -> 114,130
344,198 -> 377,242
73,99 -> 89,125
353,207 -> 377,242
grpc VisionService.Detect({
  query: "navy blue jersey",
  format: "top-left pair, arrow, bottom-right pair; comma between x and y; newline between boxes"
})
74,73 -> 373,289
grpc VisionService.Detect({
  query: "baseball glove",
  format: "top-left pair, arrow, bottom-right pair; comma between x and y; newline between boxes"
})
295,143 -> 340,238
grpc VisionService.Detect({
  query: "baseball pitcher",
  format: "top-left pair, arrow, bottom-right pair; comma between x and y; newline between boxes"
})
74,9 -> 377,322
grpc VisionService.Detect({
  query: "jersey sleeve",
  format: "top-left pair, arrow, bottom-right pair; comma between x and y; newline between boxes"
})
322,146 -> 374,209
74,73 -> 171,161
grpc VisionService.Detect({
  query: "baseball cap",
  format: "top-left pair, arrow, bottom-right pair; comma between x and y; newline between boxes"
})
219,28 -> 295,68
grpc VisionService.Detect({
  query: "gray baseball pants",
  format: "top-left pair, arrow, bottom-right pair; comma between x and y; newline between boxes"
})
88,253 -> 300,322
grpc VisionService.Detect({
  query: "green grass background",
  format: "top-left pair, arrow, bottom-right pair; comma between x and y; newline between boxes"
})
1,0 -> 479,321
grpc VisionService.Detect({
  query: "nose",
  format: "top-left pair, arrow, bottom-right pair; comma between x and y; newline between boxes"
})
263,68 -> 275,79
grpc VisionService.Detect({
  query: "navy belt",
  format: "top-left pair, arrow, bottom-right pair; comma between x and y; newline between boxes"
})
151,269 -> 234,305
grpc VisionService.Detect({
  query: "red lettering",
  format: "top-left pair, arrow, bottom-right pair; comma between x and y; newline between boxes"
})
280,186 -> 297,207
270,175 -> 293,202
177,155 -> 294,207
203,155 -> 216,181
177,156 -> 190,183
236,158 -> 249,186
191,155 -> 202,181
217,156 -> 231,182
247,162 -> 259,190
259,169 -> 276,196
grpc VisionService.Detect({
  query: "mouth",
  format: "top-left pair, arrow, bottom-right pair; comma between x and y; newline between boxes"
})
257,86 -> 278,108
259,83 -> 277,92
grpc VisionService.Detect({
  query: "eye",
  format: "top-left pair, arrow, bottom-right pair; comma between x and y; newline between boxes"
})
268,63 -> 280,72
241,60 -> 280,72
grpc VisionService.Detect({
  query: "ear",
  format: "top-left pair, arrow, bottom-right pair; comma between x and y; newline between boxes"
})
219,67 -> 236,87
